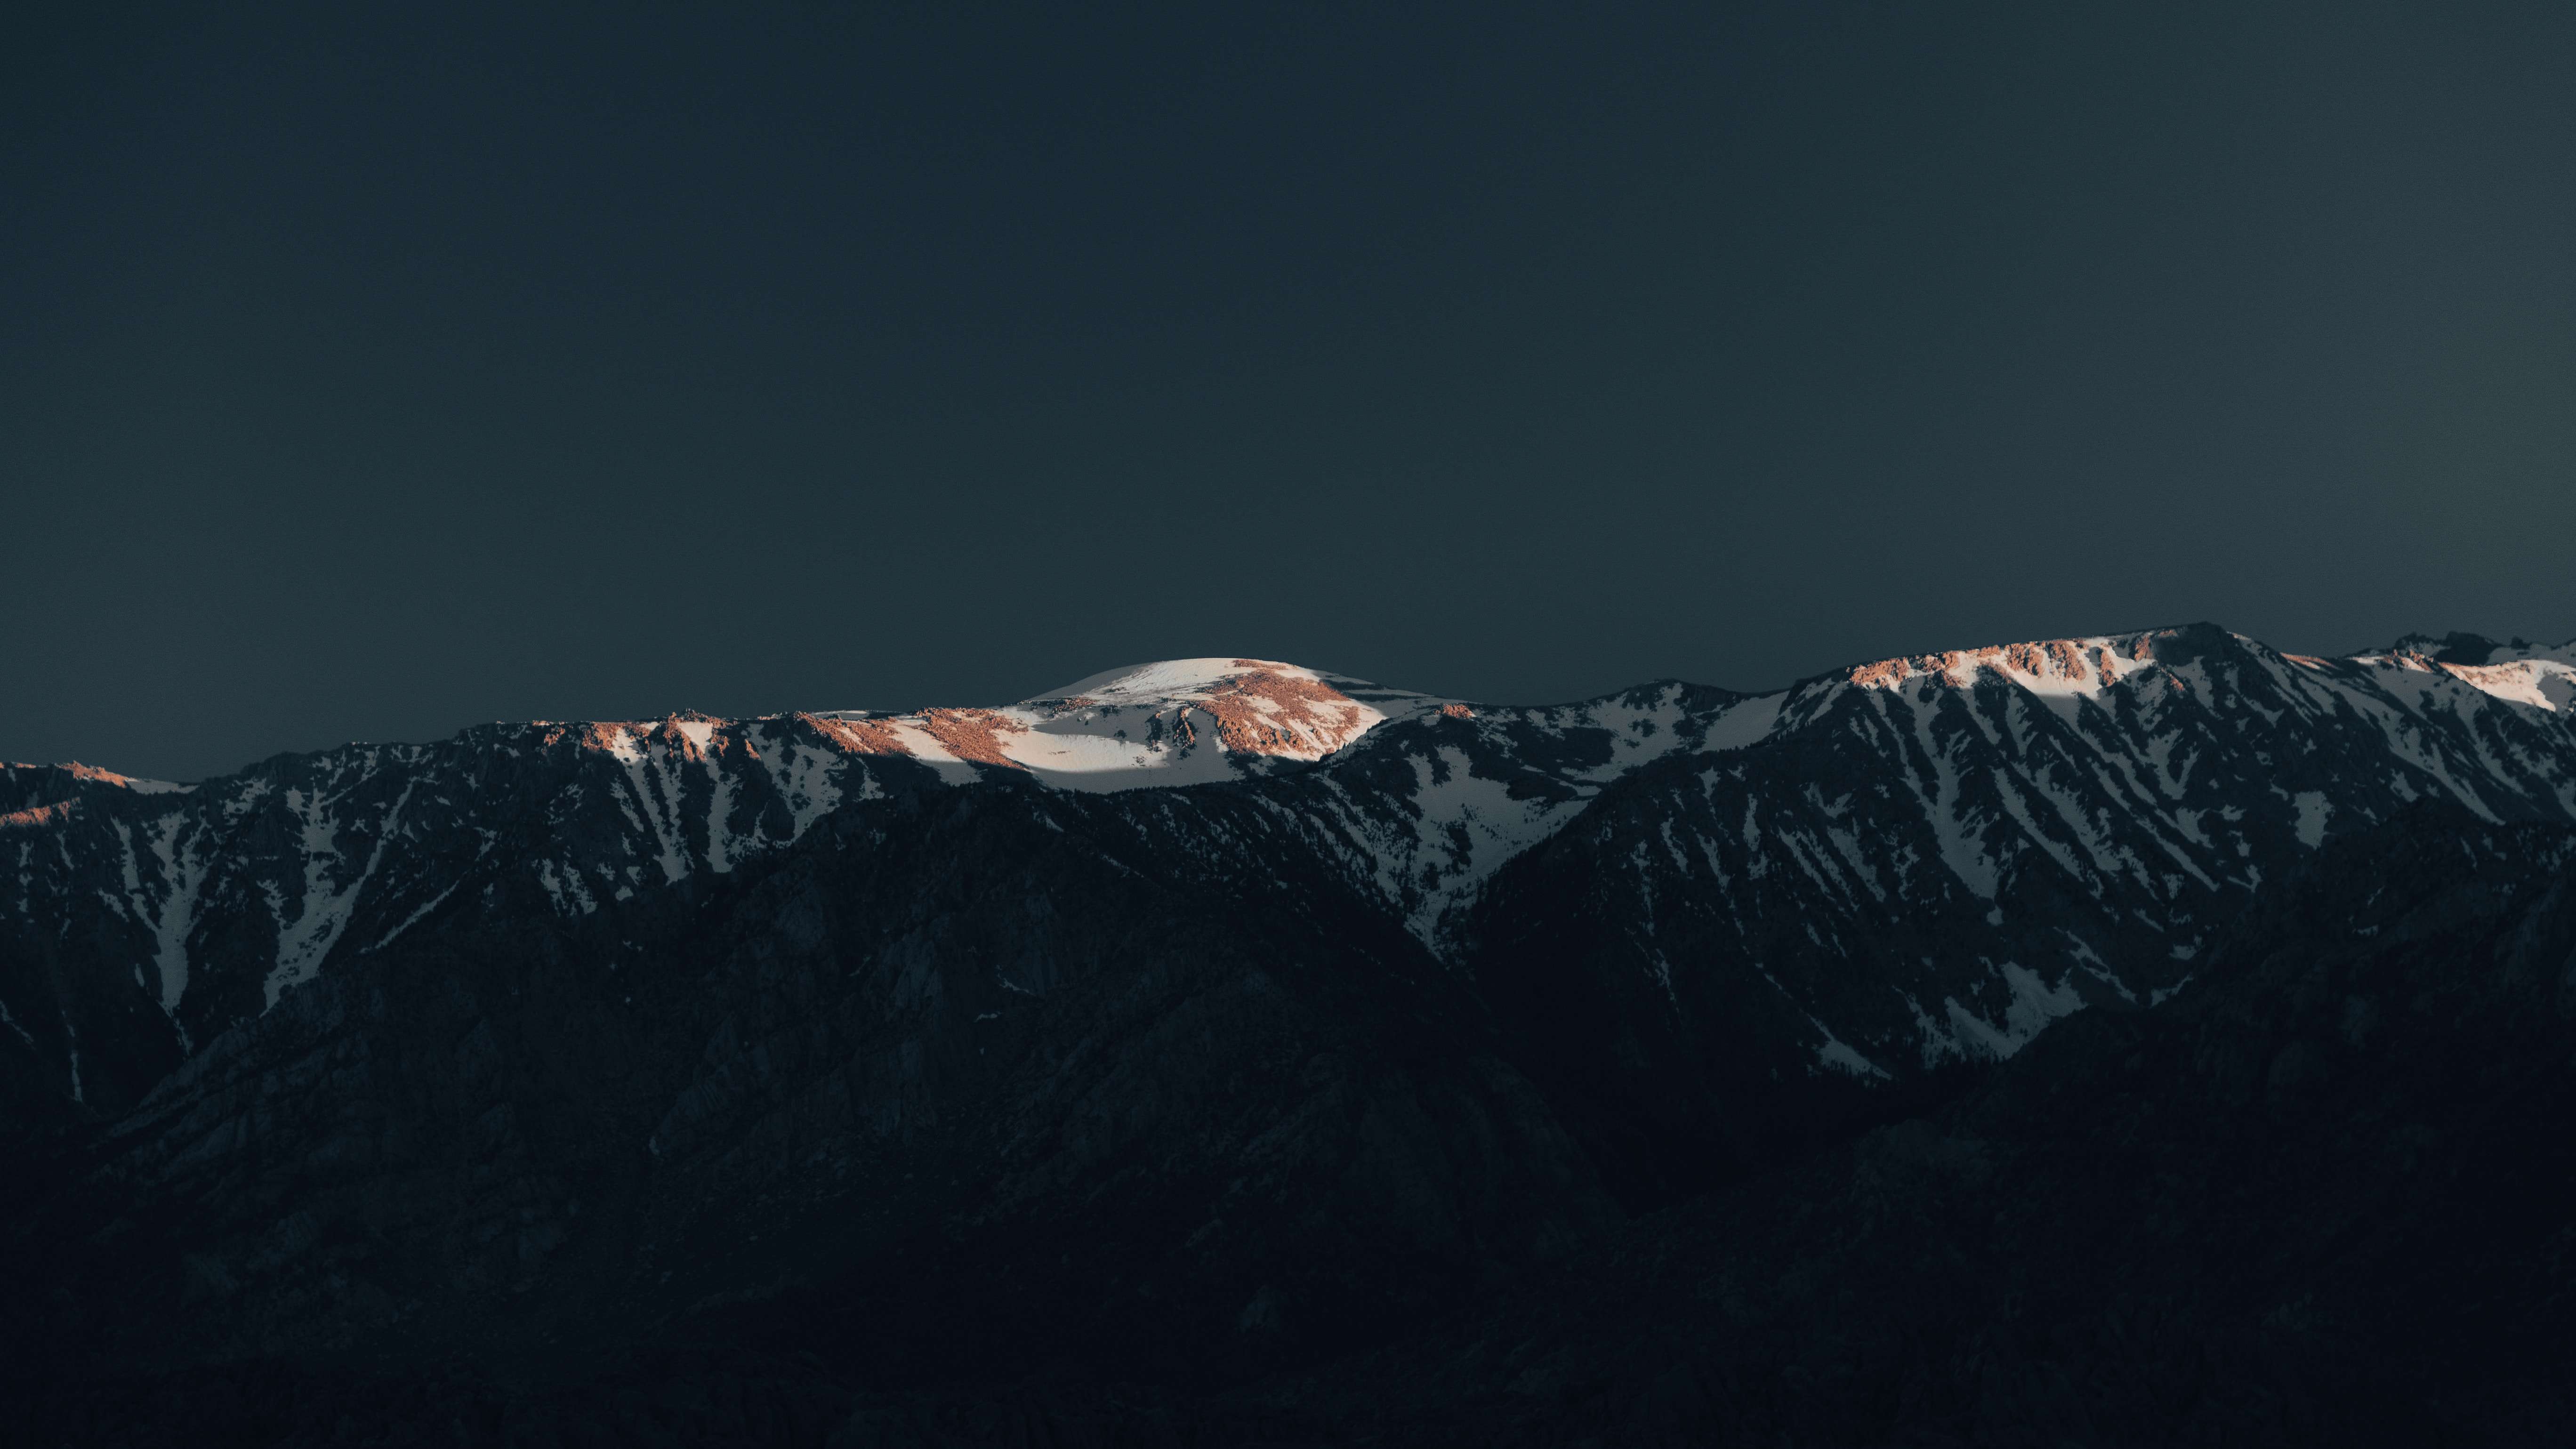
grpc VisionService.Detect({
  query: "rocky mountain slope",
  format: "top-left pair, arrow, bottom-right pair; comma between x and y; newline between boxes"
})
1463,625 -> 2576,1196
0,656 -> 1744,1120
1286,804 -> 2576,1446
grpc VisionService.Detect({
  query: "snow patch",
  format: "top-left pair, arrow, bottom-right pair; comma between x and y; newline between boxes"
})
0,997 -> 33,1050
143,815 -> 205,1024
1699,692 -> 1786,752
1811,1016 -> 1888,1079
2293,791 -> 2332,848
1940,960 -> 2086,1059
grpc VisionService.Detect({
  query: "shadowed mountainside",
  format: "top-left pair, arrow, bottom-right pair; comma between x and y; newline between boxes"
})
7,805 -> 2569,1445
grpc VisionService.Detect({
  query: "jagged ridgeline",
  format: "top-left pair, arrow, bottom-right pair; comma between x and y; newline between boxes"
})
1,625 -> 2573,1433
6,628 -> 2571,1125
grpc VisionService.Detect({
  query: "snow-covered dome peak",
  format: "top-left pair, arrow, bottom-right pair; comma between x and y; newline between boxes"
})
1033,657 -> 1313,703
757,658 -> 1449,793
1006,658 -> 1409,781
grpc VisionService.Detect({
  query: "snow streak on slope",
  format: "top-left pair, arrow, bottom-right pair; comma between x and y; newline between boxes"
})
263,781 -> 414,1009
1293,682 -> 1770,955
142,816 -> 205,1025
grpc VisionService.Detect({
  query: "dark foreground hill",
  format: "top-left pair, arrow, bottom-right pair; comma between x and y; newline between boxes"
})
1313,807 -> 2576,1447
8,805 -> 2570,1445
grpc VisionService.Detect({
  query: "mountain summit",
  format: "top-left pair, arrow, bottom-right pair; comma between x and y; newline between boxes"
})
859,656 -> 1449,786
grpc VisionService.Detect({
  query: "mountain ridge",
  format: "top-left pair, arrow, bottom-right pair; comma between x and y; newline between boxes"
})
6,623 -> 2574,1128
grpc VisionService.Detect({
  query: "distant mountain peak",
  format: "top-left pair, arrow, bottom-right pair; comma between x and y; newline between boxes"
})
2383,630 -> 2521,665
784,656 -> 1456,788
1832,623 -> 2262,699
2361,633 -> 2576,713
1843,631 -> 2170,695
1031,656 -> 1349,703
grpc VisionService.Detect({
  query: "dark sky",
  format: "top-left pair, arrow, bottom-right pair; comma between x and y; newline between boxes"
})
7,2 -> 2573,782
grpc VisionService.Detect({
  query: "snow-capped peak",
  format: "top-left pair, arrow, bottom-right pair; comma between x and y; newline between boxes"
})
2355,634 -> 2576,713
1035,656 -> 1319,704
797,658 -> 1450,791
1841,632 -> 2170,698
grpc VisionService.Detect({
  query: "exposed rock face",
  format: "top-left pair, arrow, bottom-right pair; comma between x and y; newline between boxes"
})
2,625 -> 2574,1441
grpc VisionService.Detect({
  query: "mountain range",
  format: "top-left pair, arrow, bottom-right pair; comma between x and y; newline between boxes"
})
3,622 -> 2572,1444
